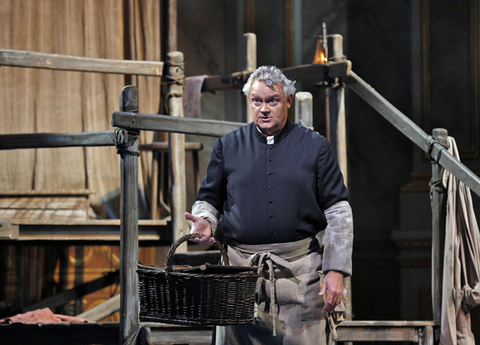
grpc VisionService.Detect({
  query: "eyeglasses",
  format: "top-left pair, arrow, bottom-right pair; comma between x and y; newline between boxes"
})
250,97 -> 282,108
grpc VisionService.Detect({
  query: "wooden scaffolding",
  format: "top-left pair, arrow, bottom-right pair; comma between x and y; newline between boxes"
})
1,31 -> 480,345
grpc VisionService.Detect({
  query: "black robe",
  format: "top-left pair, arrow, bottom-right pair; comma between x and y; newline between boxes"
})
196,120 -> 349,245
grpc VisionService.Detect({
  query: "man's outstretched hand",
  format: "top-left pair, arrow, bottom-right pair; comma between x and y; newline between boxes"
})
184,212 -> 216,245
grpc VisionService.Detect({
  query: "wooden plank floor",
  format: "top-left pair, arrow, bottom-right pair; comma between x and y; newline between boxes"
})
0,323 -> 214,345
0,320 -> 440,344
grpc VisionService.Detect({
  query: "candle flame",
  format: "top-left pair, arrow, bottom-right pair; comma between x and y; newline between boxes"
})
313,37 -> 328,64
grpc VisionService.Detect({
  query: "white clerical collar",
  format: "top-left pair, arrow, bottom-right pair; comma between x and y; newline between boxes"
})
256,125 -> 275,144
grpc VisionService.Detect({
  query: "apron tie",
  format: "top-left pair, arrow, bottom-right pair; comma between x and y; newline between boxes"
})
249,252 -> 295,336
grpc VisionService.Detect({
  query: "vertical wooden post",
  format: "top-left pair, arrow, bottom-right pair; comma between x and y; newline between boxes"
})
430,128 -> 448,323
243,33 -> 256,123
117,85 -> 140,345
166,51 -> 187,252
422,325 -> 434,345
242,33 -> 257,72
150,152 -> 159,219
167,0 -> 178,52
295,92 -> 313,129
325,34 -> 352,324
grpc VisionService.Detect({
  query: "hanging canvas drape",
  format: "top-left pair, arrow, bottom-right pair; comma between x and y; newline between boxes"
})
441,137 -> 480,345
0,0 -> 161,217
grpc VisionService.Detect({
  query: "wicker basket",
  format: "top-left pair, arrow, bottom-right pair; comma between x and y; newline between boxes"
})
138,233 -> 259,326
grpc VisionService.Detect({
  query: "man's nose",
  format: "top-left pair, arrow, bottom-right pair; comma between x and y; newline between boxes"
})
260,101 -> 270,113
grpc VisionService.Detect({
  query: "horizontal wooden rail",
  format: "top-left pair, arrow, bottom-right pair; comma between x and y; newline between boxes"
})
336,321 -> 436,343
0,219 -> 170,243
201,60 -> 351,92
0,130 -> 116,150
346,70 -> 480,197
0,49 -> 164,76
141,325 -> 214,345
23,271 -> 119,312
112,112 -> 244,137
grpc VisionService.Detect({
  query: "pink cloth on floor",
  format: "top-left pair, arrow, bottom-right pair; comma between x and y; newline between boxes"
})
0,308 -> 92,324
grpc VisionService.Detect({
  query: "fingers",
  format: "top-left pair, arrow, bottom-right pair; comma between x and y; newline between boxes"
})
184,212 -> 197,222
320,271 -> 344,313
184,212 -> 215,245
323,291 -> 342,314
189,234 -> 216,245
194,236 -> 216,245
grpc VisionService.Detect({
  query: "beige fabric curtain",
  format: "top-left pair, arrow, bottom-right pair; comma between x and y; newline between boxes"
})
0,0 -> 161,218
440,137 -> 480,345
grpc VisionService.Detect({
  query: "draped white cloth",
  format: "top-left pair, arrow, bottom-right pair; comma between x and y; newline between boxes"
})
440,137 -> 480,345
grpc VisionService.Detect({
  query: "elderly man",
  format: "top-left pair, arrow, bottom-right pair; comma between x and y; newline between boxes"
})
185,66 -> 353,344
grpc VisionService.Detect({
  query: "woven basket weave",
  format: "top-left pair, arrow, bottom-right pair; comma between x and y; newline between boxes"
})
138,233 -> 259,326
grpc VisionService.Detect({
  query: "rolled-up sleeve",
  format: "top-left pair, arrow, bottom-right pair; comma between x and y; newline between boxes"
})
191,200 -> 220,235
322,200 -> 354,276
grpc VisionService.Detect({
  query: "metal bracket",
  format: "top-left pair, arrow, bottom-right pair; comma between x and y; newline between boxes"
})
0,220 -> 19,239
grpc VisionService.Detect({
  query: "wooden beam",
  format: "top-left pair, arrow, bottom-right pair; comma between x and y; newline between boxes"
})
77,294 -> 120,322
167,0 -> 178,52
112,112 -> 244,137
117,86 -> 140,345
0,189 -> 94,196
166,51 -> 187,251
2,219 -> 171,243
242,33 -> 257,72
347,70 -> 480,197
0,131 -> 116,150
0,220 -> 19,239
336,321 -> 437,343
336,327 -> 418,342
243,33 -> 257,123
0,49 -> 164,76
431,129 -> 448,323
141,325 -> 213,345
22,271 -> 119,312
201,61 -> 351,92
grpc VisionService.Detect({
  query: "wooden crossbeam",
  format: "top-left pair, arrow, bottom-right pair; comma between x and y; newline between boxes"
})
201,61 -> 351,92
346,70 -> 480,197
22,271 -> 119,312
0,131 -> 116,150
112,112 -> 244,137
336,321 -> 436,343
141,325 -> 213,345
77,295 -> 120,322
0,49 -> 164,76
1,219 -> 171,243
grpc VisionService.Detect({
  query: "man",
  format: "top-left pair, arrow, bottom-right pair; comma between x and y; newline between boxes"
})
185,66 -> 353,344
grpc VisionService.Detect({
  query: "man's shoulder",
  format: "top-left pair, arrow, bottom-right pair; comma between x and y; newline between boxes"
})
289,122 -> 327,144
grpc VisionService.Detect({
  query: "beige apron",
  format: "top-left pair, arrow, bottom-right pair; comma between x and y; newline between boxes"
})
214,236 -> 330,345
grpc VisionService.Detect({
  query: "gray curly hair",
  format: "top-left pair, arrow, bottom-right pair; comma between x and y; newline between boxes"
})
242,66 -> 296,97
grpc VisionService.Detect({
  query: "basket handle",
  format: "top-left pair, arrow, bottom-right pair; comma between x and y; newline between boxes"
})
166,233 -> 230,267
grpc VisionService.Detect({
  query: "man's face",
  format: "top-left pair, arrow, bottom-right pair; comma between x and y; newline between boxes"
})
249,80 -> 293,136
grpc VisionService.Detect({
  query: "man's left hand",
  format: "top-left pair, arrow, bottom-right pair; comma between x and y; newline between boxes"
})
319,271 -> 344,314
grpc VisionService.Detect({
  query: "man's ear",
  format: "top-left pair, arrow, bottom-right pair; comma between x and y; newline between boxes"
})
286,94 -> 294,108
